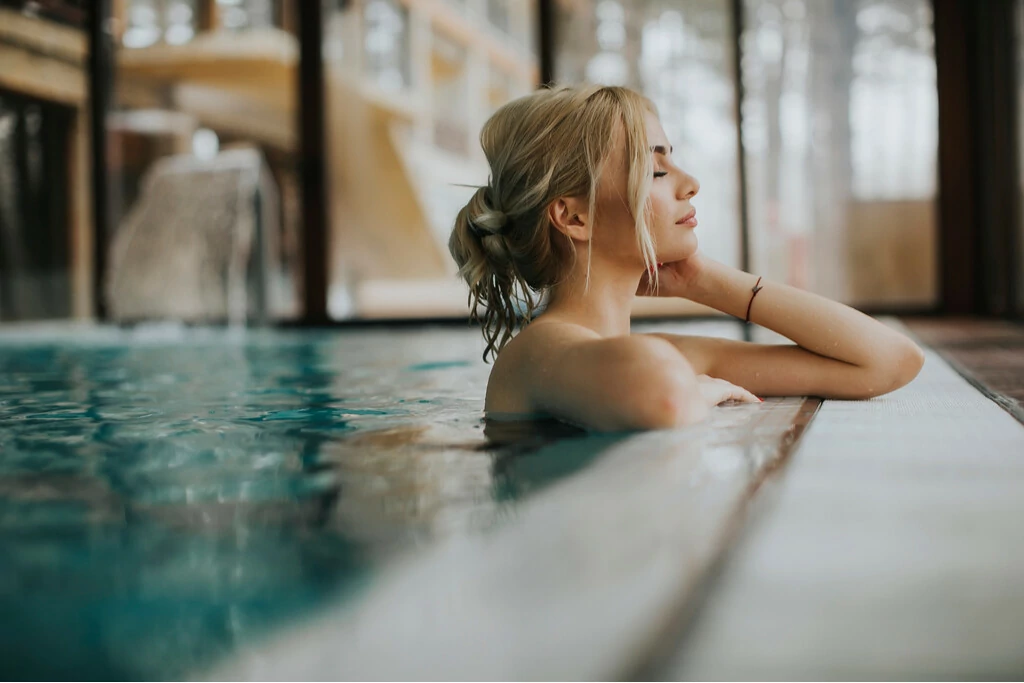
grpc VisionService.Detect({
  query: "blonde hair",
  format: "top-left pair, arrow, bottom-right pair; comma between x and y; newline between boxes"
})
449,84 -> 661,362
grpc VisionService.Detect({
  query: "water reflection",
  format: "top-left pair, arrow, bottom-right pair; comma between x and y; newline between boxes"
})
0,327 -> 628,678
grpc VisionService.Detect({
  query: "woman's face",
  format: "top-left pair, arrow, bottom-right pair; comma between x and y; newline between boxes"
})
592,111 -> 701,268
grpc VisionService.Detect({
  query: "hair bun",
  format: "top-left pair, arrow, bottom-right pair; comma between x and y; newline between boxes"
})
468,186 -> 509,237
468,211 -> 508,237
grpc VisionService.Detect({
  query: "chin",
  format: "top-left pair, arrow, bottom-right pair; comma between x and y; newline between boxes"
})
657,233 -> 699,261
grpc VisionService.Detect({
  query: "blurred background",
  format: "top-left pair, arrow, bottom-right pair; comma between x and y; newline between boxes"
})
0,0 -> 1020,325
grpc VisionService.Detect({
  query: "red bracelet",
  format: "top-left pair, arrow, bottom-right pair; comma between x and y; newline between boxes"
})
745,276 -> 763,324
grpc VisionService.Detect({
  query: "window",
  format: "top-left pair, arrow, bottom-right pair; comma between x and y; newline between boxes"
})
741,0 -> 938,306
106,0 -> 302,322
323,0 -> 539,320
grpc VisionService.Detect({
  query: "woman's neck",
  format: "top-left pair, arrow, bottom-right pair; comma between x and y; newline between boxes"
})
540,255 -> 640,338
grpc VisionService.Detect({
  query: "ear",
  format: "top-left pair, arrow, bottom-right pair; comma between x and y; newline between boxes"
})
547,197 -> 591,242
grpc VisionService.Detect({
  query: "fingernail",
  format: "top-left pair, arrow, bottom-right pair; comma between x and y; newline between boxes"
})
757,397 -> 764,402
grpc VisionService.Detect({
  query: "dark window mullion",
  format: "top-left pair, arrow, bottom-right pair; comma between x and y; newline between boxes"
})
88,0 -> 112,320
297,0 -> 329,324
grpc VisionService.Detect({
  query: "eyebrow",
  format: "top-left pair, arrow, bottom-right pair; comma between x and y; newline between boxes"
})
650,145 -> 674,156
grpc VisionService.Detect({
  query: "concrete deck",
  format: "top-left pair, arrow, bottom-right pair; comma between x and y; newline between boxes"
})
665,324 -> 1024,679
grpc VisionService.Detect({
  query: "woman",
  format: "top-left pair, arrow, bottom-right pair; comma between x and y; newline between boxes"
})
449,85 -> 925,431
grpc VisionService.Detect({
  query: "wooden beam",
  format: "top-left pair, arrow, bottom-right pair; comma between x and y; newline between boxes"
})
0,42 -> 86,106
0,7 -> 87,62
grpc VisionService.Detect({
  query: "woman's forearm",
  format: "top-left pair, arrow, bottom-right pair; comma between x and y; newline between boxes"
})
685,258 -> 923,370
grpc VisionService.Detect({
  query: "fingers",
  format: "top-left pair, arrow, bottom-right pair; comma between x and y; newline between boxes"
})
739,389 -> 761,403
698,375 -> 761,405
727,383 -> 760,404
724,385 -> 751,404
726,381 -> 759,403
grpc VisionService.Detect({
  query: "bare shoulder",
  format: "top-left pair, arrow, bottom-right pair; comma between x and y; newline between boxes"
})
485,324 -> 705,430
484,321 -> 599,415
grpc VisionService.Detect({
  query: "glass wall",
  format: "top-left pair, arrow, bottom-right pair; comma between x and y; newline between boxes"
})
741,0 -> 938,306
0,0 -> 947,324
558,0 -> 938,311
323,0 -> 538,319
105,0 -> 302,323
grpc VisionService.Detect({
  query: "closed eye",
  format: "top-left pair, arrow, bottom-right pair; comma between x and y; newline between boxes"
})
653,171 -> 668,178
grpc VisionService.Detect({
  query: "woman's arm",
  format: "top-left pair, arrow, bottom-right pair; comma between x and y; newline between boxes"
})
646,257 -> 926,399
692,258 -> 924,370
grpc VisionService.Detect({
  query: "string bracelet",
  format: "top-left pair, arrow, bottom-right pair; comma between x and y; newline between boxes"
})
745,276 -> 764,324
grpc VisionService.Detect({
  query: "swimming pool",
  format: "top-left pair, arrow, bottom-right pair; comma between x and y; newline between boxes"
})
0,324 -> 614,679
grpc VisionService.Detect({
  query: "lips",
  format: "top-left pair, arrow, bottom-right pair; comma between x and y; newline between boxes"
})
676,209 -> 697,227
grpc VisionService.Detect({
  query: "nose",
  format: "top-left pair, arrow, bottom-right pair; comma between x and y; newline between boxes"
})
679,170 -> 700,200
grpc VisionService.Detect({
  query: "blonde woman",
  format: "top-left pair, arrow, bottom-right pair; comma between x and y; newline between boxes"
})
449,85 -> 925,432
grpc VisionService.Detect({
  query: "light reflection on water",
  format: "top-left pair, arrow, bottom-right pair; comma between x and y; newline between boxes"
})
0,327 -> 625,679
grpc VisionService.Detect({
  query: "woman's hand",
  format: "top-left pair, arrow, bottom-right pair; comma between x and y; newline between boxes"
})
636,251 -> 710,299
697,374 -> 762,406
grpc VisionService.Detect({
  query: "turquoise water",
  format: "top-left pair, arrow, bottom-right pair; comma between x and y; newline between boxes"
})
0,327 -> 617,679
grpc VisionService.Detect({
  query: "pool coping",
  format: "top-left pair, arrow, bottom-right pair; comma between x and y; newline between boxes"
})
201,396 -> 821,680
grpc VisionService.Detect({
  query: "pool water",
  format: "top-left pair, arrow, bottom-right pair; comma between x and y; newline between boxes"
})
0,326 -> 619,679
